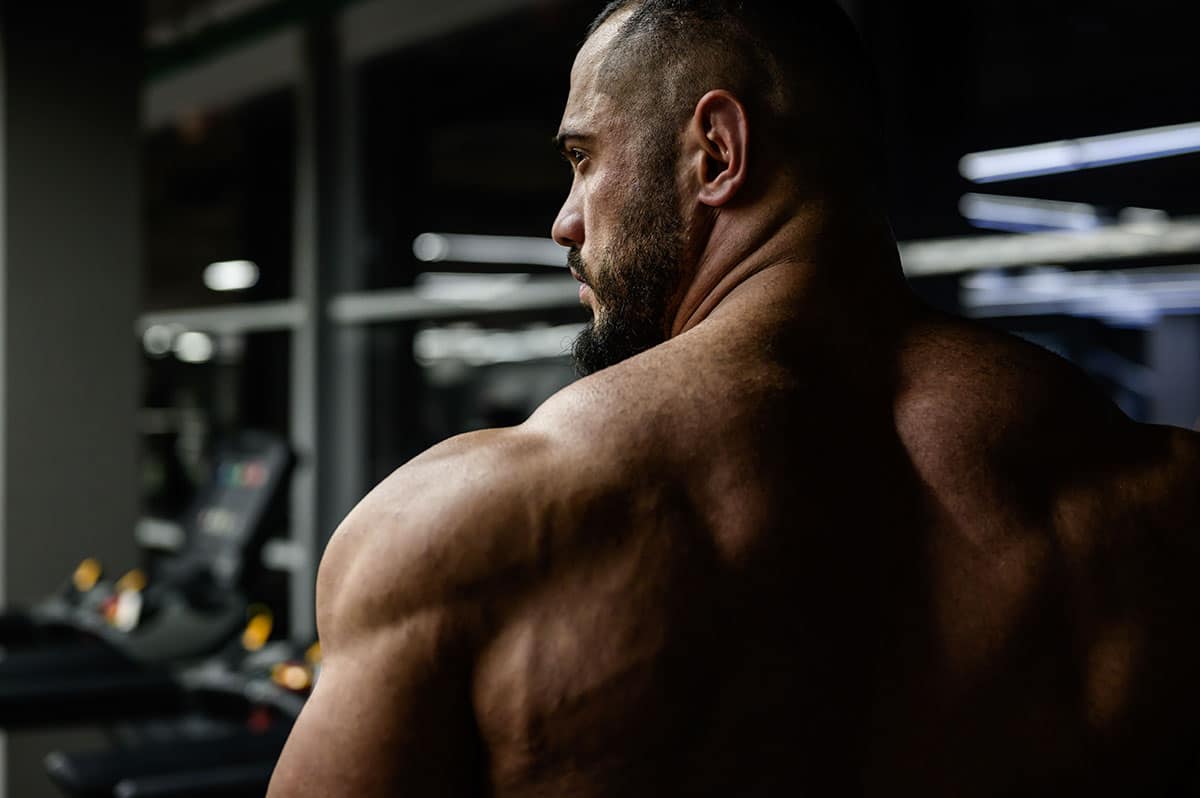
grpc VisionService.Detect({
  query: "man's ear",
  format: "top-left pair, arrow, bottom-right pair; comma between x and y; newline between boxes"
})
687,90 -> 750,208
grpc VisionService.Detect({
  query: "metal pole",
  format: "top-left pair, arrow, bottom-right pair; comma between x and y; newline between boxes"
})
289,24 -> 322,642
290,13 -> 368,641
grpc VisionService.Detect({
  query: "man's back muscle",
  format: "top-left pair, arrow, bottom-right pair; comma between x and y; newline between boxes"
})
270,308 -> 1200,796
474,312 -> 1200,795
876,313 -> 1200,793
470,317 -> 911,795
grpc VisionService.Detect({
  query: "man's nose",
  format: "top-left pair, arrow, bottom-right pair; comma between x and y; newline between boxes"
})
552,198 -> 583,250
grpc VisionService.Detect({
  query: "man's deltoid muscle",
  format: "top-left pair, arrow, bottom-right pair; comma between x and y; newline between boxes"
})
269,2 -> 1200,795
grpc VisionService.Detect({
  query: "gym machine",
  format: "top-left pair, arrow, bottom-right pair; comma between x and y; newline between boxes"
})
44,631 -> 319,798
0,430 -> 292,728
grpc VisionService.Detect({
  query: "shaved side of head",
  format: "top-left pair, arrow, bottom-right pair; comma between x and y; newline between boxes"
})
585,0 -> 885,196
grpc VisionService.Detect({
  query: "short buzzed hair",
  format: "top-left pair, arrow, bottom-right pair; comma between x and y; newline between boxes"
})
586,0 -> 885,192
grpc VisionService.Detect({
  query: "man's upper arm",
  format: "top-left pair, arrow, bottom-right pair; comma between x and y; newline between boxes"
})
266,430 -> 549,796
267,601 -> 485,796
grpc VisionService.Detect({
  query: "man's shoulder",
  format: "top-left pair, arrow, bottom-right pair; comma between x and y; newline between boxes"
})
896,312 -> 1199,525
316,428 -> 538,640
896,314 -> 1129,479
1110,422 -> 1200,526
316,406 -> 647,644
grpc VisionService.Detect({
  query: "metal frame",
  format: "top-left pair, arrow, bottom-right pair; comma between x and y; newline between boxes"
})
322,14 -> 369,568
141,220 -> 1200,334
143,0 -> 536,130
327,278 -> 580,325
142,0 -> 545,640
137,300 -> 305,334
288,26 -> 321,641
339,0 -> 537,65
144,28 -> 302,129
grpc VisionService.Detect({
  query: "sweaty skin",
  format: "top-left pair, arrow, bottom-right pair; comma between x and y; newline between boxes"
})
269,12 -> 1200,797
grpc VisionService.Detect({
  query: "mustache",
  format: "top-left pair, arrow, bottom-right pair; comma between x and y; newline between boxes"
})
567,248 -> 588,284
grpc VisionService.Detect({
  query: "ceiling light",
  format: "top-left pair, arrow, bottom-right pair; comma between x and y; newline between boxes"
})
960,121 -> 1200,183
203,260 -> 260,292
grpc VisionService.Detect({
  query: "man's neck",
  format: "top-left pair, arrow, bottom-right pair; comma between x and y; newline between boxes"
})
669,195 -> 906,338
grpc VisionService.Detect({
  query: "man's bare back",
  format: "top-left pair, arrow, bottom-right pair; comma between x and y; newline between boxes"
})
269,276 -> 1199,795
268,2 -> 1199,794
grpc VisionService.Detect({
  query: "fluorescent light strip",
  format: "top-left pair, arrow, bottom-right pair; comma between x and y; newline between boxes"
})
410,219 -> 1200,282
959,193 -> 1102,232
327,277 -> 579,325
414,323 -> 586,367
898,216 -> 1200,276
413,233 -> 566,268
414,272 -> 531,303
136,300 -> 306,335
960,121 -> 1200,183
961,265 -> 1200,325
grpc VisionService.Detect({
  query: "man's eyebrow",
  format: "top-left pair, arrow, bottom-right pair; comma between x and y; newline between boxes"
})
553,131 -> 591,154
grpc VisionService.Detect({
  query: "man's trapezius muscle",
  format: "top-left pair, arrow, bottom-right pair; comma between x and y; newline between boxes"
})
268,2 -> 1200,795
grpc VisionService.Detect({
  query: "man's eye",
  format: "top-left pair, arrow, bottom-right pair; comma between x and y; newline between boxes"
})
570,149 -> 588,165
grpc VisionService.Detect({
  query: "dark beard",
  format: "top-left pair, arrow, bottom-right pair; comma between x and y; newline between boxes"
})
570,148 -> 686,377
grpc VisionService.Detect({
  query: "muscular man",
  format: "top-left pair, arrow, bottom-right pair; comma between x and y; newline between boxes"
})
269,2 -> 1200,794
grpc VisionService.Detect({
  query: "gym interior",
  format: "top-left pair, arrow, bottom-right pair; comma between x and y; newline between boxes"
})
0,0 -> 1196,794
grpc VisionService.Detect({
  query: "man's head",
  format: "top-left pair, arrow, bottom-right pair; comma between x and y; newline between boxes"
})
554,0 -> 882,376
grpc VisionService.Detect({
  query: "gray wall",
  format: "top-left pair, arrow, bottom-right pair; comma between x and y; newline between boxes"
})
0,3 -> 141,794
1150,316 -> 1200,429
